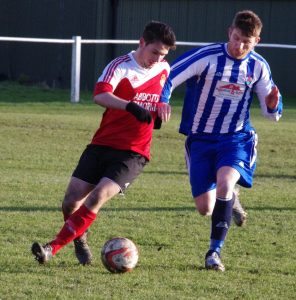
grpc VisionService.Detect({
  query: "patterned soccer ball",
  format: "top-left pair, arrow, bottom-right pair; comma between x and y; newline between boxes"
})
101,237 -> 139,273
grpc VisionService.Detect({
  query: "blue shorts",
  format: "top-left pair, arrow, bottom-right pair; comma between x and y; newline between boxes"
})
185,131 -> 258,197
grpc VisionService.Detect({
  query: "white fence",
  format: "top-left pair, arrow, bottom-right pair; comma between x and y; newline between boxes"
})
1,36 -> 296,102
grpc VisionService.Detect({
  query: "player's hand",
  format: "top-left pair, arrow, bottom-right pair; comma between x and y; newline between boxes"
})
126,102 -> 152,124
157,103 -> 171,122
265,86 -> 279,110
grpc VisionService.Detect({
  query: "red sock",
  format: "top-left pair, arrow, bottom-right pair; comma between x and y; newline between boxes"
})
62,204 -> 88,240
49,205 -> 96,255
62,203 -> 85,239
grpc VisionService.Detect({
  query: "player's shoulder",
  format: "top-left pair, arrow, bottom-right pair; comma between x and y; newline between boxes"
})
249,50 -> 270,67
249,50 -> 272,75
192,42 -> 224,56
107,53 -> 132,69
174,43 -> 224,65
103,53 -> 133,77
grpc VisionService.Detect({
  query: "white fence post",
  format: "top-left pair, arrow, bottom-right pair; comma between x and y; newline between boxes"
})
71,36 -> 81,103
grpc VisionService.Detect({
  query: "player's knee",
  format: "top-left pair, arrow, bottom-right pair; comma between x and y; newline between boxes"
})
216,182 -> 234,199
194,195 -> 214,216
196,207 -> 212,216
195,201 -> 213,216
62,198 -> 78,215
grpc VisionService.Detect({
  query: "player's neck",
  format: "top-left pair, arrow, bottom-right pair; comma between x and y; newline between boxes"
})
132,50 -> 148,69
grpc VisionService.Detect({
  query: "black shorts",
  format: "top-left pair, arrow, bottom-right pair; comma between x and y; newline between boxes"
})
72,145 -> 148,192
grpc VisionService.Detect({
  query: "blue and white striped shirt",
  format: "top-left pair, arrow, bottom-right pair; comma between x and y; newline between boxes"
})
161,43 -> 282,135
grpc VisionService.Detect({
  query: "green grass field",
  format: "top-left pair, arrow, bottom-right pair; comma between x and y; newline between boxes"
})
0,81 -> 295,299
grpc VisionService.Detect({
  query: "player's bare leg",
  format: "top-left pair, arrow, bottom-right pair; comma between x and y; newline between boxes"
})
194,190 -> 225,272
62,177 -> 94,264
194,189 -> 216,216
32,177 -> 120,264
197,167 -> 240,271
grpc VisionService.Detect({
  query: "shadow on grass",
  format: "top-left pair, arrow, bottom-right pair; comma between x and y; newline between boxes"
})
144,170 -> 188,175
245,206 -> 296,211
0,206 -> 195,213
0,205 -> 295,213
255,174 -> 296,180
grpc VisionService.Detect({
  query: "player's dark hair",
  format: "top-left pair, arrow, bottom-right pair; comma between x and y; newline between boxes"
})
142,21 -> 176,49
232,10 -> 263,37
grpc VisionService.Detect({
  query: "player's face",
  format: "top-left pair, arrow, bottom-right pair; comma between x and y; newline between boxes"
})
227,27 -> 260,59
138,38 -> 170,68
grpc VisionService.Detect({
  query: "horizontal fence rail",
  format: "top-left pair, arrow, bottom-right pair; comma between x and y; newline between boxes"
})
1,36 -> 296,102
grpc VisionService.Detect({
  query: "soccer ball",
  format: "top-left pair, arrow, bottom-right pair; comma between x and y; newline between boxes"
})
101,237 -> 139,273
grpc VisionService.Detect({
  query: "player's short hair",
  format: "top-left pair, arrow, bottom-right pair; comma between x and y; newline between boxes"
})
142,21 -> 176,49
232,10 -> 263,37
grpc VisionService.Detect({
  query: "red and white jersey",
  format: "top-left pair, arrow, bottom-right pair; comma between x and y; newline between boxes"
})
92,51 -> 170,160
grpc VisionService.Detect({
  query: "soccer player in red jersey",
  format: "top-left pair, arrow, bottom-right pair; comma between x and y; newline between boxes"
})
32,21 -> 176,265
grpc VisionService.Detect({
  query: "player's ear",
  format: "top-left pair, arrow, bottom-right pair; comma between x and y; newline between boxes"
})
255,36 -> 261,45
139,37 -> 146,48
228,26 -> 233,39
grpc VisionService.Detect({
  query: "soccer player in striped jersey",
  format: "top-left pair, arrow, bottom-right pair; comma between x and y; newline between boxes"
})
31,21 -> 176,265
160,10 -> 282,271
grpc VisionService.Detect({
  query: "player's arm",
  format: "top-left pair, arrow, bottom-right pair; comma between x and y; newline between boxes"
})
94,92 -> 127,110
265,85 -> 280,111
158,54 -> 199,123
93,59 -> 151,123
153,102 -> 171,130
157,102 -> 171,122
255,64 -> 283,121
257,85 -> 282,121
158,59 -> 194,124
160,48 -> 202,104
93,90 -> 152,124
